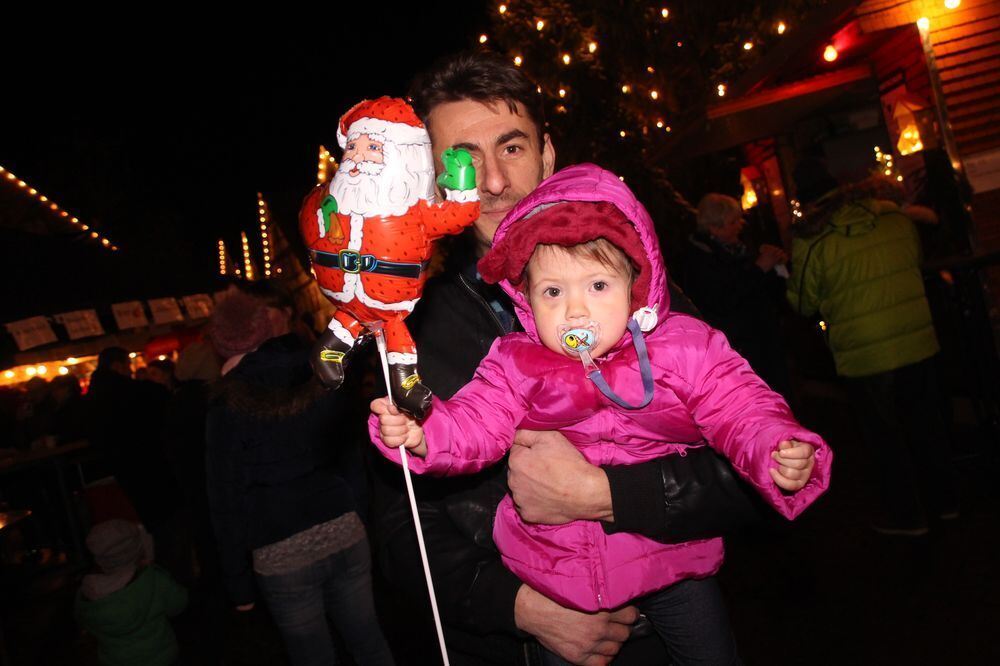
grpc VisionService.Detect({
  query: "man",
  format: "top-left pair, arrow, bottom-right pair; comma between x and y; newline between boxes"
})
369,51 -> 761,665
788,164 -> 958,536
683,193 -> 791,397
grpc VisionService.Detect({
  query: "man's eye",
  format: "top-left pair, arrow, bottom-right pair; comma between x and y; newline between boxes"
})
544,287 -> 561,297
503,145 -> 522,155
346,143 -> 355,150
369,144 -> 381,152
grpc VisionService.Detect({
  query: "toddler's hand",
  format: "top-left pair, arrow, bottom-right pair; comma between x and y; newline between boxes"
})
769,440 -> 815,492
371,398 -> 427,457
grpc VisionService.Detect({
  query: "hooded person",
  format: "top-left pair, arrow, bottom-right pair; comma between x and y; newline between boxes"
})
75,520 -> 188,666
300,96 -> 480,417
370,164 -> 832,660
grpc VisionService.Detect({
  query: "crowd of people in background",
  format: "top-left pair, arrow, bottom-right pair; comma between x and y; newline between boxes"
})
0,49 -> 973,666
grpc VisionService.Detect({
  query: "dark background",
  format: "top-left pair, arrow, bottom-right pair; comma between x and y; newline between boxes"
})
0,14 -> 487,321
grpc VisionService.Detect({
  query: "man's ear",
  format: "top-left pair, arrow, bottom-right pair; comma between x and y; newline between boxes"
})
541,133 -> 556,180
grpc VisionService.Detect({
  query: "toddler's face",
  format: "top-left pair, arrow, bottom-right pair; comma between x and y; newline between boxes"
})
526,246 -> 631,359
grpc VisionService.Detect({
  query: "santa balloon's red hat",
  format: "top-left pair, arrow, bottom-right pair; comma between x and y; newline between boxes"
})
337,97 -> 431,149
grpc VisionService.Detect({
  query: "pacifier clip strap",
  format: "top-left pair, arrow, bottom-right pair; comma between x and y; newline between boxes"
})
586,319 -> 654,410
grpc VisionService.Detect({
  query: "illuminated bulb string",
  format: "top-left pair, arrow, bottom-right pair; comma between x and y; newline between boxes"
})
0,164 -> 119,250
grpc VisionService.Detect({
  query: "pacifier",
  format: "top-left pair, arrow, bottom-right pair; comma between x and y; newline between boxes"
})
559,321 -> 601,375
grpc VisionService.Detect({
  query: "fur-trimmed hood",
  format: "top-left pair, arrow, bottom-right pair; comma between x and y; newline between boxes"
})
793,176 -> 906,239
211,334 -> 327,421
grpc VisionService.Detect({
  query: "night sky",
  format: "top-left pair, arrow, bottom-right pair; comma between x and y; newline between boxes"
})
1,11 -> 485,322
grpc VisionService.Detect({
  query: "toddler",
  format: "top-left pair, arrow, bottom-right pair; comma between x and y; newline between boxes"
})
371,164 -> 831,663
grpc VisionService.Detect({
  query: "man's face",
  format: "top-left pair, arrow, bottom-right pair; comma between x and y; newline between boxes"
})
426,100 -> 555,254
710,212 -> 745,245
342,134 -> 385,177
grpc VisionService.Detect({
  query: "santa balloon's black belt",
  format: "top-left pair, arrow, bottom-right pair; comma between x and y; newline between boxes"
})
309,249 -> 429,279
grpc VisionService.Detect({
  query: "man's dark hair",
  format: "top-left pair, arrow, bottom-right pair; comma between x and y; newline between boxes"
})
97,346 -> 130,370
409,50 -> 546,147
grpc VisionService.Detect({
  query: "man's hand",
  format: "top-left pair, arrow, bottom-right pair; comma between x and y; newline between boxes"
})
371,398 -> 428,457
508,430 -> 613,524
436,147 -> 476,192
754,244 -> 788,273
769,439 -> 816,492
515,585 -> 637,666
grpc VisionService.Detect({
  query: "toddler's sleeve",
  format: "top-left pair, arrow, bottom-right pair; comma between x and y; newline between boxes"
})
682,325 -> 831,519
369,337 -> 529,476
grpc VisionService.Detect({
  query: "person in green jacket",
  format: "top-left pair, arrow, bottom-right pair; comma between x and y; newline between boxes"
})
788,165 -> 959,536
75,519 -> 188,666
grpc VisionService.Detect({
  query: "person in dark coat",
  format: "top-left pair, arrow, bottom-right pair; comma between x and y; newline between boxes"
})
87,347 -> 177,534
684,193 -> 792,398
206,287 -> 393,666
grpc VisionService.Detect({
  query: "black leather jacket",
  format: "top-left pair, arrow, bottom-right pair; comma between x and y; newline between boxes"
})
367,253 -> 764,665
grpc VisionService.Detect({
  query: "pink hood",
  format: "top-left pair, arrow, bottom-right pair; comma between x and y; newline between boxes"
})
490,163 -> 670,347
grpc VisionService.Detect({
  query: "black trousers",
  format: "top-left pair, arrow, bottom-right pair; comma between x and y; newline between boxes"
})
846,355 -> 959,526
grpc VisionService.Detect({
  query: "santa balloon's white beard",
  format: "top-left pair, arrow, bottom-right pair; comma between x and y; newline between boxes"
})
330,141 -> 436,218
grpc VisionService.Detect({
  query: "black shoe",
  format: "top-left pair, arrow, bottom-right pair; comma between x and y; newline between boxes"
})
311,328 -> 354,389
389,363 -> 432,419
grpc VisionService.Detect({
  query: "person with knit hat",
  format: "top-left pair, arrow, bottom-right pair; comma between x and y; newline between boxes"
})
300,96 -> 480,417
372,164 -> 832,664
75,519 -> 188,666
205,282 -> 394,666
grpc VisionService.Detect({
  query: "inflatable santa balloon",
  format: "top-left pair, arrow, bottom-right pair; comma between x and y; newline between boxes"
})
300,97 -> 479,418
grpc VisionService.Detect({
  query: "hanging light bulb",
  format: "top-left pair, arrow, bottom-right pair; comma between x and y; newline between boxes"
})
513,55 -> 523,66
588,41 -> 598,53
479,34 -> 488,44
743,41 -> 754,51
558,88 -> 567,98
823,44 -> 839,62
498,4 -> 507,14
717,83 -> 727,97
561,53 -> 571,65
660,8 -> 669,19
777,21 -> 787,34
621,84 -> 631,94
945,0 -> 960,8
917,17 -> 930,31
619,130 -> 627,138
650,90 -> 659,100
536,19 -> 545,31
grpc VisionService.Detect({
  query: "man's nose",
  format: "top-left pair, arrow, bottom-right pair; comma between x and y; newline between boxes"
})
478,152 -> 510,197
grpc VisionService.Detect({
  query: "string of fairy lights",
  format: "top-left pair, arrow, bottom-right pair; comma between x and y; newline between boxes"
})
482,2 -> 964,141
0,163 -> 119,251
317,145 -> 338,186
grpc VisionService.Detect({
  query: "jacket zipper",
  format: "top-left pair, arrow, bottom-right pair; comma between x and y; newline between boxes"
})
458,272 -> 507,336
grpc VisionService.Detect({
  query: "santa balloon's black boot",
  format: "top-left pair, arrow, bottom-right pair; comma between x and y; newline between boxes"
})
311,329 -> 354,389
389,363 -> 433,419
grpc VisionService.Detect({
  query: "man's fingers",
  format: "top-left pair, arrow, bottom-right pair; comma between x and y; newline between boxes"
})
370,398 -> 389,415
591,639 -> 625,658
607,605 -> 640,625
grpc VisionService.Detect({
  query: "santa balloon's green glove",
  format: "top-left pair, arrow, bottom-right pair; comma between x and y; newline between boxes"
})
437,147 -> 476,192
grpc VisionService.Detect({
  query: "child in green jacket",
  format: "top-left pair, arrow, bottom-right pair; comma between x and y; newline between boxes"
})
75,520 -> 188,666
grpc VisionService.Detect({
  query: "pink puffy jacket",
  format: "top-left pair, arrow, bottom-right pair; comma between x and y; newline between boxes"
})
371,164 -> 831,611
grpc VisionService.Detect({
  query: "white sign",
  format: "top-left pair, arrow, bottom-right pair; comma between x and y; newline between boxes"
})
54,310 -> 105,340
965,146 -> 1000,194
182,294 -> 214,320
148,297 -> 184,324
112,301 -> 149,330
5,316 -> 58,351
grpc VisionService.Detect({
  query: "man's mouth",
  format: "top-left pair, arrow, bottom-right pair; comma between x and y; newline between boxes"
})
349,168 -> 360,176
